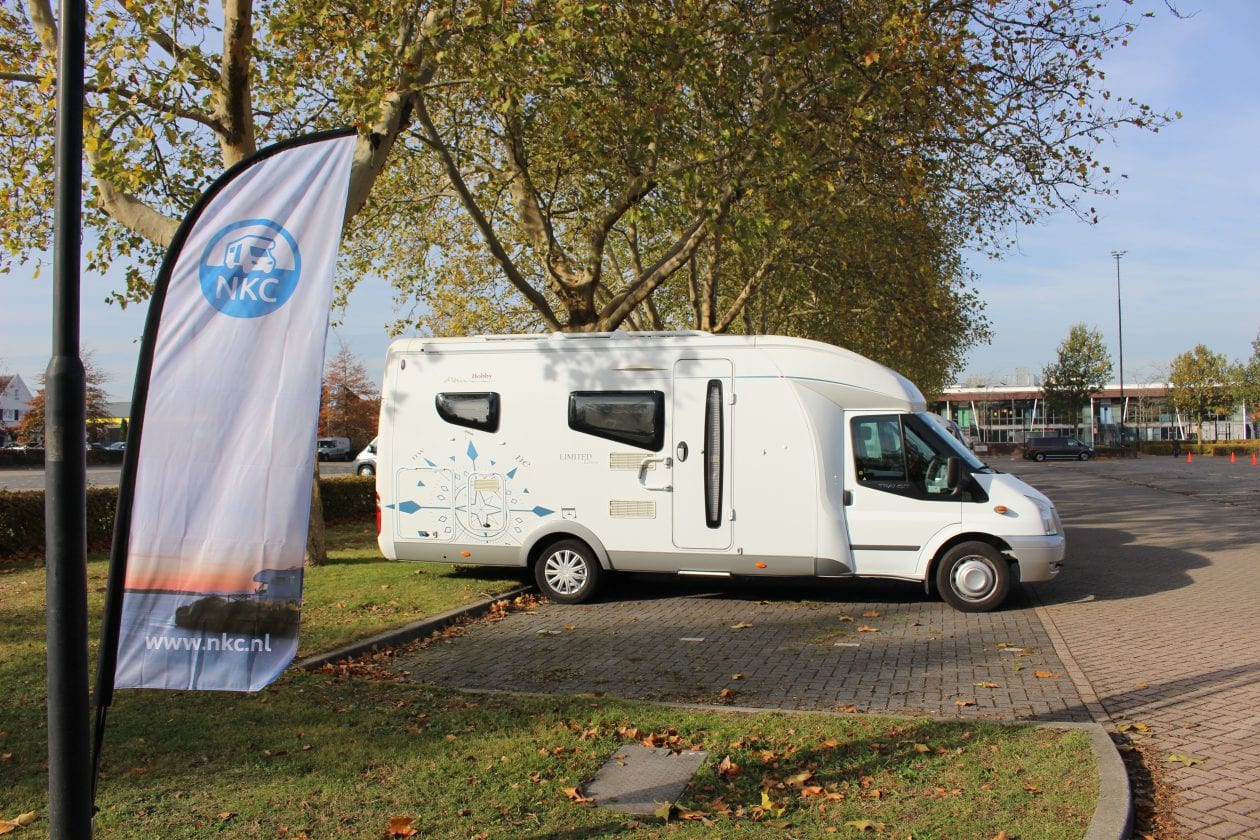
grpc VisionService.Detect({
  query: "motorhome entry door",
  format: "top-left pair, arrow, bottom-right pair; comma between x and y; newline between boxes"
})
671,359 -> 734,550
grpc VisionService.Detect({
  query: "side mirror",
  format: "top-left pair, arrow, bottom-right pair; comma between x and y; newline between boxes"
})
946,456 -> 962,492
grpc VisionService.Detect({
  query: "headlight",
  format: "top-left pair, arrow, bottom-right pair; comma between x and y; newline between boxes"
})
1027,496 -> 1059,535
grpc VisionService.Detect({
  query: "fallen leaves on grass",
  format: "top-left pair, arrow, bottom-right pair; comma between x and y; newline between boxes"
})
562,787 -> 594,804
845,818 -> 884,831
385,815 -> 418,837
0,812 -> 36,835
717,755 -> 741,777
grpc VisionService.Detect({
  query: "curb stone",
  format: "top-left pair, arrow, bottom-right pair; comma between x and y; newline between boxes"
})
301,585 -> 1132,840
294,585 -> 532,671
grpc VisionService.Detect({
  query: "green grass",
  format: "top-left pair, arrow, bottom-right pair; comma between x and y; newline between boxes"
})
0,523 -> 1099,839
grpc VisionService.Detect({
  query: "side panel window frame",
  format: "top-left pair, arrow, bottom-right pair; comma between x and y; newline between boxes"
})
435,392 -> 501,433
568,390 -> 665,451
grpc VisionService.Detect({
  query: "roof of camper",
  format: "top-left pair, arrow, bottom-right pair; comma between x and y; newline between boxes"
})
387,331 -> 926,412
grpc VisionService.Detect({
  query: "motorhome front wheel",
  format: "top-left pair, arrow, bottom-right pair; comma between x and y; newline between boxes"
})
935,541 -> 1011,612
534,539 -> 602,604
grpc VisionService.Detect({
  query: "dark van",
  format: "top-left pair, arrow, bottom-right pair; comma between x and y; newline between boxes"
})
1023,436 -> 1094,462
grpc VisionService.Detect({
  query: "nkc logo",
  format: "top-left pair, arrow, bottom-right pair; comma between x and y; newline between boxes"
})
198,219 -> 302,318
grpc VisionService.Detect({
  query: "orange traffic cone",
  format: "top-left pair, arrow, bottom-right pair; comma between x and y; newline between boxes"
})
1252,453 -> 1257,467
1187,452 -> 1193,463
1230,452 -> 1236,464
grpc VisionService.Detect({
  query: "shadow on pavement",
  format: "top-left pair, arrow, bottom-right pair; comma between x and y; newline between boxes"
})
1036,525 -> 1210,606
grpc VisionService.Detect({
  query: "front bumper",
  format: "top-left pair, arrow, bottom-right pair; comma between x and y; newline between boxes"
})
1005,534 -> 1065,583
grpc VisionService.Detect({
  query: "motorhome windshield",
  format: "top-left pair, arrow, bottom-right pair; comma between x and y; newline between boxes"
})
917,413 -> 988,471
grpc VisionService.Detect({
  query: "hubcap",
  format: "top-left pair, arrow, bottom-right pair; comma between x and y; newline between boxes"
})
543,550 -> 588,595
952,557 -> 996,601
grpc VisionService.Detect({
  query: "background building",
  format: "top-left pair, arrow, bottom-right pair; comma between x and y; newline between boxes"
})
0,373 -> 33,445
935,380 -> 1251,447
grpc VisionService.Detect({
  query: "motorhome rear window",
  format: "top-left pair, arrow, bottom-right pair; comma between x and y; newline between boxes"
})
568,391 -> 664,451
435,392 -> 500,432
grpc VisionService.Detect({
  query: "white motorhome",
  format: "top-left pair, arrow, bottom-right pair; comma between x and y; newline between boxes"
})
375,332 -> 1064,612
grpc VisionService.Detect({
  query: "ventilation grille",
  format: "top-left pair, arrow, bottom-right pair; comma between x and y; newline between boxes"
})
609,452 -> 654,471
609,500 -> 656,519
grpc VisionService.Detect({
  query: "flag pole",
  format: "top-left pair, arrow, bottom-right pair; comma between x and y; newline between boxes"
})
46,0 -> 93,834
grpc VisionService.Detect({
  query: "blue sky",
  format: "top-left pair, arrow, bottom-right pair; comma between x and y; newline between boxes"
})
2,1 -> 1257,401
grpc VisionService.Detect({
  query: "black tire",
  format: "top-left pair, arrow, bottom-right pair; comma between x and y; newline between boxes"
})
935,541 -> 1011,612
357,464 -> 375,476
1034,452 -> 1046,462
1078,451 -> 1091,461
534,538 -> 601,604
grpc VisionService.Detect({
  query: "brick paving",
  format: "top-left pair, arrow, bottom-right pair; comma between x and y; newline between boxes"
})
1015,456 -> 1260,839
391,455 -> 1260,837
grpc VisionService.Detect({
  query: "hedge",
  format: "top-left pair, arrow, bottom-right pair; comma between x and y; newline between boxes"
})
1138,441 -> 1260,457
0,476 -> 375,559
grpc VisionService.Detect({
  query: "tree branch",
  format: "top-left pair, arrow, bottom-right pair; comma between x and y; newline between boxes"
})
411,96 -> 562,330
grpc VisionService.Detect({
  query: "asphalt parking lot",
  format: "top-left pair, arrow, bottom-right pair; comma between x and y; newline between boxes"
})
393,454 -> 1260,839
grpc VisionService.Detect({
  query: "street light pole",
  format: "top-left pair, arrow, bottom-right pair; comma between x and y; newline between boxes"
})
1111,250 -> 1127,450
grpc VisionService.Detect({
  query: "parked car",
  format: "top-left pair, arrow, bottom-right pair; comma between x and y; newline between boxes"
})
107,442 -> 126,451
353,437 -> 377,476
316,436 -> 352,461
1023,436 -> 1093,462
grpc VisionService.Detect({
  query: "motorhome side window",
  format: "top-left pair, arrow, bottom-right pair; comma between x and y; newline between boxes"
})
568,391 -> 665,451
435,392 -> 500,432
851,415 -> 955,499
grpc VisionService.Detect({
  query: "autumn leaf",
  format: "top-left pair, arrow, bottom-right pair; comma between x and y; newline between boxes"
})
955,699 -> 976,707
653,801 -> 675,822
846,818 -> 884,831
786,770 -> 815,787
730,622 -> 752,629
719,687 -> 738,701
730,673 -> 746,680
1033,671 -> 1061,679
913,743 -> 931,753
974,682 -> 1000,689
717,755 -> 740,777
1166,753 -> 1206,767
563,787 -> 594,803
385,815 -> 418,837
862,611 -> 880,618
838,615 -> 854,622
677,808 -> 713,824
1116,722 -> 1151,733
0,812 -> 37,836
757,790 -> 786,817
857,625 -> 879,633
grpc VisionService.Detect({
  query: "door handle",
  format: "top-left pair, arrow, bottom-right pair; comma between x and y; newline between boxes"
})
639,456 -> 673,491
